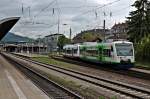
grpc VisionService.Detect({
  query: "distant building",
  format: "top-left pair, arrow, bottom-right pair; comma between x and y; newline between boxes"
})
2,42 -> 46,53
44,34 -> 63,52
82,29 -> 109,34
110,22 -> 128,40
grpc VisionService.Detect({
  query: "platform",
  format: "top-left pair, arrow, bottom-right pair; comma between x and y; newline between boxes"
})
0,55 -> 50,99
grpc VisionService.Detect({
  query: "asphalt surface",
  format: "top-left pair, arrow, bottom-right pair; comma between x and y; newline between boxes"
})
0,54 -> 50,99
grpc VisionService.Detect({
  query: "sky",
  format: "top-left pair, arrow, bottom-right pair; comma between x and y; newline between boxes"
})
0,0 -> 136,38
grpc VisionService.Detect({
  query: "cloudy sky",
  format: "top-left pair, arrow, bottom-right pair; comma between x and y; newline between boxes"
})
0,0 -> 135,38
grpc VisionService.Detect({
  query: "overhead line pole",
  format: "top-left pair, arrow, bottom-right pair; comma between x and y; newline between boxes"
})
28,6 -> 31,17
70,27 -> 72,41
58,17 -> 60,34
103,20 -> 106,42
37,35 -> 41,54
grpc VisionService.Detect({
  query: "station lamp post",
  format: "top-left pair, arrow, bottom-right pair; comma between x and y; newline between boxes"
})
63,24 -> 72,40
37,35 -> 42,54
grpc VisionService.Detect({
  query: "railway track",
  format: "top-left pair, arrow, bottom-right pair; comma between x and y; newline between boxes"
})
52,56 -> 150,80
6,53 -> 150,99
10,53 -> 150,81
2,54 -> 83,99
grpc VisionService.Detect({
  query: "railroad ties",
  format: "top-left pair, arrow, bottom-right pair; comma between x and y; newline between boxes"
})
2,53 -> 83,99
3,53 -> 150,99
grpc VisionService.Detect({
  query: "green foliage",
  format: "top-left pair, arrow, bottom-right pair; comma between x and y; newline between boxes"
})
99,96 -> 117,99
111,96 -> 117,99
127,0 -> 150,65
73,30 -> 104,43
57,35 -> 71,50
135,35 -> 150,62
82,32 -> 95,41
127,0 -> 150,43
99,96 -> 105,99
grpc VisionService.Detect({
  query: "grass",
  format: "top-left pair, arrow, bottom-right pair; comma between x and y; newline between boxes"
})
32,56 -> 150,71
31,56 -> 120,98
99,96 -> 117,99
32,66 -> 101,99
135,61 -> 150,70
32,57 -> 80,70
32,56 -> 119,98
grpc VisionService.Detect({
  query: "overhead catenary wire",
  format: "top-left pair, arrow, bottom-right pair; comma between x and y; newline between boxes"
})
20,0 -> 57,26
56,0 -> 62,34
33,0 -> 56,18
79,3 -> 133,31
70,0 -> 122,32
72,0 -> 121,20
18,0 -> 134,37
23,0 -> 122,26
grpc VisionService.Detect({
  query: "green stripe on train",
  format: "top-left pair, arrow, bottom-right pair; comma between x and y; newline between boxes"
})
80,56 -> 119,64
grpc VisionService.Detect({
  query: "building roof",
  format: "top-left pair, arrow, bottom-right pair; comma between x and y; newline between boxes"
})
45,33 -> 63,37
111,22 -> 127,30
0,17 -> 20,40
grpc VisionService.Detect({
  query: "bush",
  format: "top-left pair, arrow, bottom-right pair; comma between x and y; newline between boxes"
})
135,35 -> 150,62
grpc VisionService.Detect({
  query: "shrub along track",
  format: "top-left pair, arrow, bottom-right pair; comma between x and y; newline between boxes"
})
5,53 -> 150,99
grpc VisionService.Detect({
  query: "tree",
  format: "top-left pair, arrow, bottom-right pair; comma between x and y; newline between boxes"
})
82,32 -> 96,42
57,35 -> 71,50
127,0 -> 150,43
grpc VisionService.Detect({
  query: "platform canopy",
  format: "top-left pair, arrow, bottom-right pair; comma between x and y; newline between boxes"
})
0,17 -> 20,40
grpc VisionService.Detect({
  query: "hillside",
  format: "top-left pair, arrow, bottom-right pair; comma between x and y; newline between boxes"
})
73,29 -> 109,43
1,32 -> 33,43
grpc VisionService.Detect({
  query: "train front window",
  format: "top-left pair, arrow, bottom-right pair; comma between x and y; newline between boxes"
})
115,43 -> 133,56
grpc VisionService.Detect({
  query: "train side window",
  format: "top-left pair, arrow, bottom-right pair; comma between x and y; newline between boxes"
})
80,49 -> 84,55
103,49 -> 111,57
63,49 -> 66,53
85,49 -> 98,57
73,49 -> 77,54
80,47 -> 86,55
67,49 -> 72,54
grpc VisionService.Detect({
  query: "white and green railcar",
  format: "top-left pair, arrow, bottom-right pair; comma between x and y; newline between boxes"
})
63,41 -> 135,69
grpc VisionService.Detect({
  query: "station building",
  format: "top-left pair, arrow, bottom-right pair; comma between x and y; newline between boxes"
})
2,42 -> 47,54
44,34 -> 63,52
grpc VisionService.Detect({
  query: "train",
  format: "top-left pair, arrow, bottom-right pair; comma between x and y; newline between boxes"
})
63,41 -> 135,69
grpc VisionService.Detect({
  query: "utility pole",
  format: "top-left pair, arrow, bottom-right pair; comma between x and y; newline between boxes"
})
103,20 -> 106,42
27,41 -> 29,54
21,3 -> 24,15
28,6 -> 31,17
103,10 -> 107,42
69,27 -> 72,41
57,18 -> 60,52
37,35 -> 41,54
58,18 -> 60,34
32,39 -> 34,54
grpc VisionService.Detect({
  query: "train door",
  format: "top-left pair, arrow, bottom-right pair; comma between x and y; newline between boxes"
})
71,48 -> 73,56
110,46 -> 114,60
98,47 -> 103,61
